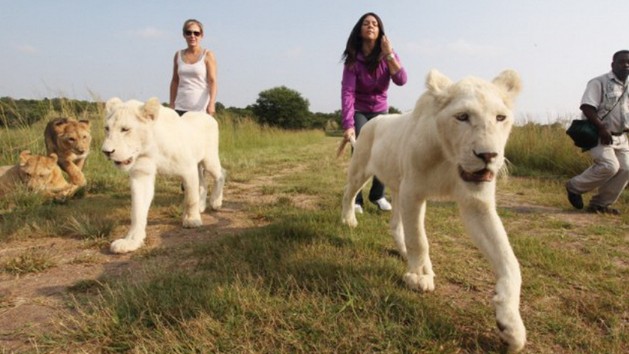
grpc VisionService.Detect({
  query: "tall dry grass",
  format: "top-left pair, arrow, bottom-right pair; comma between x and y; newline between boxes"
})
506,122 -> 592,178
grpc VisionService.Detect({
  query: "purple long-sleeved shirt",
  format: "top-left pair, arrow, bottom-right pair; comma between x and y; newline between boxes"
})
341,52 -> 407,130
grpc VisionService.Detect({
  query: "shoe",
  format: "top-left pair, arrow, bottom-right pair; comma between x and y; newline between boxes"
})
373,198 -> 392,211
586,205 -> 621,215
566,185 -> 583,209
354,204 -> 364,214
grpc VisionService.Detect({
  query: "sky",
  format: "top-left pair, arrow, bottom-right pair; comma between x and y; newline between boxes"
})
1,0 -> 628,124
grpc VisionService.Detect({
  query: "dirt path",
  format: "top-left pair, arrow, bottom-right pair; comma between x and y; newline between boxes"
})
0,173 -> 284,351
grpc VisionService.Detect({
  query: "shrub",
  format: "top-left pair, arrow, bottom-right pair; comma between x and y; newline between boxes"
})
251,86 -> 311,129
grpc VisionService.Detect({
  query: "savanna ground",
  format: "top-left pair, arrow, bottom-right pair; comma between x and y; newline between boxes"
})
0,114 -> 628,353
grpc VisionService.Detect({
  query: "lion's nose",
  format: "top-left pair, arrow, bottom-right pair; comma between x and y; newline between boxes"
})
102,149 -> 114,157
473,151 -> 498,163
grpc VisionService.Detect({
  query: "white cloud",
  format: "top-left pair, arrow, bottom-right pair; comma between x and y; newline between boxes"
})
16,44 -> 38,54
132,27 -> 167,39
283,46 -> 303,59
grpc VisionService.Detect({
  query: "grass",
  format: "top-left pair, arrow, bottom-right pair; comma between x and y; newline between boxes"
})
505,121 -> 593,178
1,107 -> 628,353
2,247 -> 57,275
61,215 -> 117,240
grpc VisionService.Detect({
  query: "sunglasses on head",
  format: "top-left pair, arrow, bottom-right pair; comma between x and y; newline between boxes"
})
184,30 -> 201,37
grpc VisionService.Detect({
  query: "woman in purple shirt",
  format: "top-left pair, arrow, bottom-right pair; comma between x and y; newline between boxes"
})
341,12 -> 407,213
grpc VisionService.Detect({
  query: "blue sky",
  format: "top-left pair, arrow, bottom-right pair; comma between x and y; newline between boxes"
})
1,0 -> 627,123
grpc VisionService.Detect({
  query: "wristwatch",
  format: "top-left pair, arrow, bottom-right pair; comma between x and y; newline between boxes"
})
386,53 -> 395,61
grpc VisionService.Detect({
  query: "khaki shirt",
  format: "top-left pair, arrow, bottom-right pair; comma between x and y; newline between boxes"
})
581,72 -> 629,133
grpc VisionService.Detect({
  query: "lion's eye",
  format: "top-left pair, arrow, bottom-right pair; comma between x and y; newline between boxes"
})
121,127 -> 130,133
496,115 -> 507,122
455,113 -> 469,122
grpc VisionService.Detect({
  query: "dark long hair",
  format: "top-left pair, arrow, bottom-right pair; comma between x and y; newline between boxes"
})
341,12 -> 386,73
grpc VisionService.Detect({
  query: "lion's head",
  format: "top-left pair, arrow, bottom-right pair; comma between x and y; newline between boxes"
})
17,150 -> 65,191
101,97 -> 163,171
421,69 -> 521,184
48,118 -> 92,158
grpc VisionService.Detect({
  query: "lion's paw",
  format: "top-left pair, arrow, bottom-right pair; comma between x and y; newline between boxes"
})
110,238 -> 143,254
70,173 -> 87,187
209,199 -> 222,210
341,213 -> 358,228
345,218 -> 358,228
403,272 -> 435,292
496,311 -> 526,353
183,218 -> 202,228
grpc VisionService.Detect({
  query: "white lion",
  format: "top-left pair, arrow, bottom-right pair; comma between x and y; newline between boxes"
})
342,70 -> 526,352
102,97 -> 226,254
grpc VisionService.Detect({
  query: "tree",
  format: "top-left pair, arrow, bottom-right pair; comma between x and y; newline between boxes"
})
215,101 -> 225,114
251,86 -> 311,129
389,106 -> 402,114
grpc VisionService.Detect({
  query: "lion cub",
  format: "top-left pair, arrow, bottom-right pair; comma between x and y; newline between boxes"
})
0,150 -> 78,199
44,117 -> 92,186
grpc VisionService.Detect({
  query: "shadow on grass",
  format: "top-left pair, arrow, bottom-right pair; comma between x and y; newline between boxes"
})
62,207 -> 507,353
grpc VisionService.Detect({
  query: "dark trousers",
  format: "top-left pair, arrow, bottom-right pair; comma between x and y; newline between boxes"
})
354,111 -> 387,206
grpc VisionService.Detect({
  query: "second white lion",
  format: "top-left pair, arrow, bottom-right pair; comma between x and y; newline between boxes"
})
102,97 -> 226,254
342,69 -> 526,352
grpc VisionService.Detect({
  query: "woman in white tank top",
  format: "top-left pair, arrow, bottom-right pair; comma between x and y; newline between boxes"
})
169,19 -> 217,116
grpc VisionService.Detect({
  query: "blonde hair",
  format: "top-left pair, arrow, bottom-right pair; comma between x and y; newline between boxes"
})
182,19 -> 203,35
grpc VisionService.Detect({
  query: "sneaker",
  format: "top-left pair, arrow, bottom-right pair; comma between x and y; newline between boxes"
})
354,204 -> 364,214
586,204 -> 621,215
566,185 -> 583,210
373,197 -> 392,211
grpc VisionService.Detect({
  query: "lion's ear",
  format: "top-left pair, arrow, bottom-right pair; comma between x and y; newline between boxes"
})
426,69 -> 453,94
19,150 -> 31,165
492,70 -> 522,98
105,97 -> 123,115
53,118 -> 68,127
78,120 -> 91,130
141,97 -> 162,121
48,153 -> 59,163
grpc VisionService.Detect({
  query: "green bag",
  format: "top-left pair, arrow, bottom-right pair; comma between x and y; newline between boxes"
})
566,119 -> 598,151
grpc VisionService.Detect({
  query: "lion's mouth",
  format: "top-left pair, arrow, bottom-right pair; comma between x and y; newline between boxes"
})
114,157 -> 134,166
459,166 -> 494,183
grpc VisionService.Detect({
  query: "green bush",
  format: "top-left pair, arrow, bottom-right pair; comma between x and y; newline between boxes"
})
251,86 -> 311,129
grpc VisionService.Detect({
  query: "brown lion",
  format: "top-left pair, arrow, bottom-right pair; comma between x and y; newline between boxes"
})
0,150 -> 78,199
44,117 -> 92,186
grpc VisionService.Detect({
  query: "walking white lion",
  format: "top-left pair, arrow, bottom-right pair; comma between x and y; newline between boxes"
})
102,97 -> 225,254
341,69 -> 526,352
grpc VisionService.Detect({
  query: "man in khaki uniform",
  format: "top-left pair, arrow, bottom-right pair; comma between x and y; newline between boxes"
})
566,50 -> 629,215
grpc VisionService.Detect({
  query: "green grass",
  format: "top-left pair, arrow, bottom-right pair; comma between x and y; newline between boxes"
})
1,108 -> 628,353
505,121 -> 593,177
